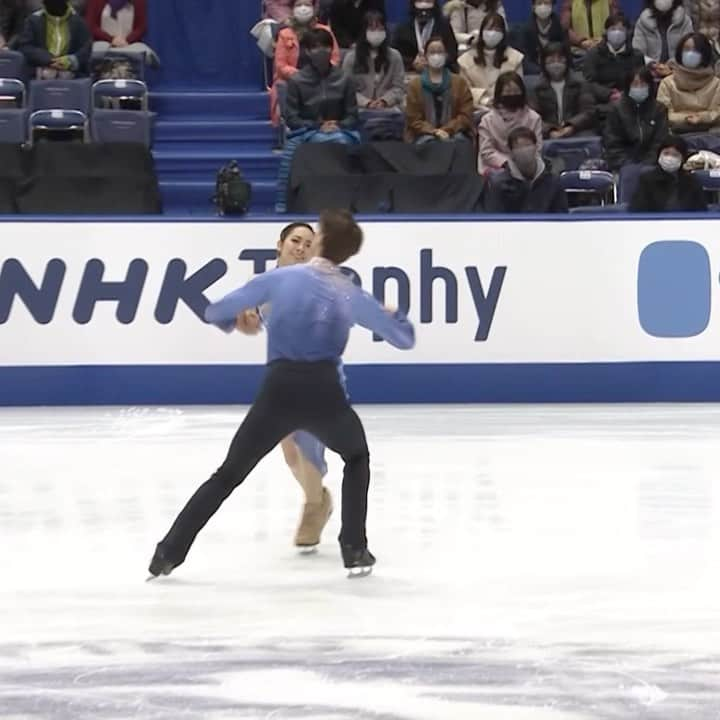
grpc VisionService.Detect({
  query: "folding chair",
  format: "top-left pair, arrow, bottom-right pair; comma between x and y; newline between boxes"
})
543,135 -> 603,173
0,109 -> 27,143
559,170 -> 616,206
92,79 -> 149,111
29,78 -> 92,114
91,109 -> 152,146
691,169 -> 720,204
0,50 -> 26,80
0,78 -> 25,108
29,109 -> 88,145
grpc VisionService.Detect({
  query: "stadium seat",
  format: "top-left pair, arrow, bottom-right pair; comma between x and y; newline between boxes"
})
29,109 -> 88,145
91,109 -> 152,145
0,109 -> 27,143
691,169 -> 720,204
0,78 -> 25,108
543,136 -> 603,173
92,79 -> 149,111
559,170 -> 616,205
29,78 -> 92,115
0,50 -> 26,80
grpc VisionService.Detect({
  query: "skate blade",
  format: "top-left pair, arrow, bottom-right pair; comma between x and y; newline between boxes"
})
347,566 -> 373,579
298,546 -> 319,555
145,574 -> 158,582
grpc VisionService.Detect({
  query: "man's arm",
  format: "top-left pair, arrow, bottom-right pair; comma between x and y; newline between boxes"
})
350,288 -> 415,349
204,272 -> 275,332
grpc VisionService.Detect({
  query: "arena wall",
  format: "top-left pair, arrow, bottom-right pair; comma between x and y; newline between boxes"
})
1,216 -> 719,404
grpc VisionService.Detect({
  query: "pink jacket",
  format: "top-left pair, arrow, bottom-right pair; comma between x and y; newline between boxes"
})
477,106 -> 543,172
270,23 -> 340,125
263,0 -> 293,22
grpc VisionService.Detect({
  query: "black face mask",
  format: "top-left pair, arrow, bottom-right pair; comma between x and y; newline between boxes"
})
44,0 -> 68,16
499,94 -> 524,110
309,48 -> 332,73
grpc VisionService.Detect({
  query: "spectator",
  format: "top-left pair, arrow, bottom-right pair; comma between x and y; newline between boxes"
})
583,13 -> 644,114
392,0 -> 458,74
632,0 -> 693,77
443,0 -> 506,54
85,0 -> 156,64
18,0 -> 91,77
25,0 -> 85,11
511,0 -> 569,75
629,134 -> 706,210
477,71 -> 543,172
263,0 -> 293,23
328,0 -> 385,49
405,35 -> 474,143
530,42 -> 595,137
685,0 -> 720,52
0,0 -> 23,48
342,10 -> 405,108
276,27 -> 359,212
458,13 -> 523,115
271,0 -> 340,125
485,125 -> 568,211
559,0 -> 620,54
603,66 -> 669,171
657,32 -> 720,133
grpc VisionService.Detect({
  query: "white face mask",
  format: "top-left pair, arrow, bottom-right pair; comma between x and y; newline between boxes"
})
483,29 -> 504,48
293,4 -> 315,23
427,53 -> 446,69
534,3 -> 553,20
366,30 -> 386,48
659,153 -> 682,173
654,0 -> 673,13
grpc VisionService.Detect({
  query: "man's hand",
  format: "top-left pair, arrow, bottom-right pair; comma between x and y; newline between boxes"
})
435,129 -> 450,140
235,309 -> 262,335
320,120 -> 339,132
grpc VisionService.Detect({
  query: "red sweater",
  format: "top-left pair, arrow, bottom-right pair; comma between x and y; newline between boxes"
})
86,0 -> 147,44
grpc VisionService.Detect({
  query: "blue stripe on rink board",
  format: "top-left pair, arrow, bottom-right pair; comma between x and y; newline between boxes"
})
1,363 -> 720,406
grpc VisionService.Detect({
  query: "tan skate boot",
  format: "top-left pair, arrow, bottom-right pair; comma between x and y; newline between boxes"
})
294,487 -> 333,549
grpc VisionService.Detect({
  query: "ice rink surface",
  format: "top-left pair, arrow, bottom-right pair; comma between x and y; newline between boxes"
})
1,404 -> 719,720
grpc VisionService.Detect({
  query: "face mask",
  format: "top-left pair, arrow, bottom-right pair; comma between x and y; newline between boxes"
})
534,3 -> 553,20
628,85 -> 649,104
293,4 -> 314,23
483,30 -> 504,49
682,49 -> 702,68
499,94 -> 524,110
44,0 -> 68,15
659,153 -> 682,173
366,30 -> 387,48
427,53 -> 446,69
606,28 -> 626,49
654,0 -> 673,13
512,146 -> 538,176
309,48 -> 332,73
546,61 -> 566,80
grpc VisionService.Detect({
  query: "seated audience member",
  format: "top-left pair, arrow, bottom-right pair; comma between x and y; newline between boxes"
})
485,125 -> 568,211
18,0 -> 91,77
559,0 -> 620,55
0,0 -> 23,48
629,134 -> 707,210
443,0 -> 506,54
263,0 -> 293,22
25,0 -> 85,11
512,0 -> 569,75
393,0 -> 459,74
603,66 -> 669,171
271,0 -> 340,125
328,0 -> 385,49
276,27 -> 359,211
632,0 -> 693,78
458,12 -> 523,115
405,35 -> 474,143
657,32 -> 720,133
530,41 -> 595,137
342,9 -> 405,132
583,13 -> 644,113
478,71 -> 543,172
85,0 -> 156,64
686,0 -> 720,53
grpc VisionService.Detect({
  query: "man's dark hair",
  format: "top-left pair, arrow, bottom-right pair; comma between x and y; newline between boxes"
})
280,222 -> 314,242
604,12 -> 630,29
508,126 -> 538,149
319,209 -> 363,264
658,134 -> 689,160
301,27 -> 334,51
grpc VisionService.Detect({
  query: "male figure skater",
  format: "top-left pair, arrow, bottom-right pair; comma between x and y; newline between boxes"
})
148,210 -> 415,577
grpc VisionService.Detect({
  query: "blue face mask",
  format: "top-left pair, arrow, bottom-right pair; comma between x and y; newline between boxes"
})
682,50 -> 702,68
629,85 -> 649,104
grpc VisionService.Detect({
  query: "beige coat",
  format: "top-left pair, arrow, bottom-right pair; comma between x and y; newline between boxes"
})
458,46 -> 524,109
657,62 -> 720,129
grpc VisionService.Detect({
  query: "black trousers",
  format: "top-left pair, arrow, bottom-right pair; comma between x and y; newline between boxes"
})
160,360 -> 370,566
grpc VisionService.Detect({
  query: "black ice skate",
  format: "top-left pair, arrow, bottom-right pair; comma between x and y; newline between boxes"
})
341,544 -> 376,578
146,544 -> 178,581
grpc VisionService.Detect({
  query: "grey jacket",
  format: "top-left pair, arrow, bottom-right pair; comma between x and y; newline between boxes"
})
632,6 -> 693,63
341,46 -> 406,109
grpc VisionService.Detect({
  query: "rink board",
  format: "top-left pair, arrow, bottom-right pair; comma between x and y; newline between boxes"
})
1,216 -> 720,404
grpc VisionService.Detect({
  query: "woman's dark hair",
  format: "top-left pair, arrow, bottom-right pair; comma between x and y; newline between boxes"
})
494,71 -> 527,106
675,32 -> 713,67
508,126 -> 538,149
645,0 -> 683,17
474,13 -> 508,68
280,222 -> 314,243
301,26 -> 334,51
353,10 -> 390,74
657,134 -> 689,160
604,12 -> 631,29
541,41 -> 571,76
424,34 -> 447,53
319,209 -> 363,264
623,65 -> 655,95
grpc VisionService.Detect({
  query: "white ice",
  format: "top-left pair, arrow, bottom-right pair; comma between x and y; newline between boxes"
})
1,404 -> 720,719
